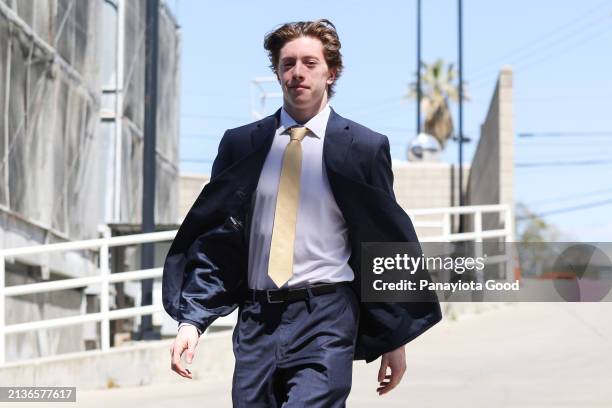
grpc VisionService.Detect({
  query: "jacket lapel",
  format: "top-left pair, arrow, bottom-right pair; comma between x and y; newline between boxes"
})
250,109 -> 280,152
323,108 -> 353,178
246,106 -> 353,181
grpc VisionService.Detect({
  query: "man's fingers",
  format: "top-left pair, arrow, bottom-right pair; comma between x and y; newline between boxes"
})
170,328 -> 200,379
377,360 -> 388,382
377,346 -> 407,395
170,342 -> 192,379
377,367 -> 405,395
186,338 -> 198,364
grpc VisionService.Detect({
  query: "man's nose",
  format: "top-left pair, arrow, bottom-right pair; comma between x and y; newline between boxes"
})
292,61 -> 305,79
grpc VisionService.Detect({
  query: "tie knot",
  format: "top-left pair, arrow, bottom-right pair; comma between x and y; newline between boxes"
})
289,126 -> 309,142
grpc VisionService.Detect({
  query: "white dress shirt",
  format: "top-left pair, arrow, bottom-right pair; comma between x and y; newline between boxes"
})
248,103 -> 353,289
179,104 -> 353,333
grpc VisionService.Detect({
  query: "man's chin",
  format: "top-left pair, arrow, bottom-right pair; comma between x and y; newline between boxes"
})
286,99 -> 312,109
283,95 -> 327,113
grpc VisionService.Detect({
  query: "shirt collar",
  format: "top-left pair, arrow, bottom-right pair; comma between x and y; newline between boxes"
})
279,103 -> 331,139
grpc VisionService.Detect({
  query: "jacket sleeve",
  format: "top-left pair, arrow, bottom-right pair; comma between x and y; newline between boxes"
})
162,129 -> 247,330
358,134 -> 443,362
210,130 -> 233,180
175,215 -> 247,334
178,322 -> 202,336
369,135 -> 396,201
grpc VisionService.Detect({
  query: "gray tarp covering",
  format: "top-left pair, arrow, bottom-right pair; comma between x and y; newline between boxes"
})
0,0 -> 180,361
0,0 -> 101,239
0,0 -> 180,239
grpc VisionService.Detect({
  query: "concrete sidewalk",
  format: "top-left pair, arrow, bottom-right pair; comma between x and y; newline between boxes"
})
7,302 -> 612,407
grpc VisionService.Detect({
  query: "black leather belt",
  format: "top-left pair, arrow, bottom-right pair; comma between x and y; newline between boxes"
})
247,282 -> 350,304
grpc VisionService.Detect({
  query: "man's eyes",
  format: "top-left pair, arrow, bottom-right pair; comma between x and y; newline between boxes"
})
282,60 -> 318,68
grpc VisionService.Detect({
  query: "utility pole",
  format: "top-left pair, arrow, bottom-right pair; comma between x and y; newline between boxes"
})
457,0 -> 465,232
416,0 -> 422,135
140,0 -> 160,340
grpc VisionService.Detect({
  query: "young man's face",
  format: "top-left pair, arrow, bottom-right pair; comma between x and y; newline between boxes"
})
277,36 -> 336,114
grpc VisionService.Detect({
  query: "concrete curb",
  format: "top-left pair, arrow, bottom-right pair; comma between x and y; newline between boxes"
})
0,331 -> 235,389
0,302 -> 514,389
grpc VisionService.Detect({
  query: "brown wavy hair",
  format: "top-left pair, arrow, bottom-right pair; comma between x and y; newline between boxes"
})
263,19 -> 343,98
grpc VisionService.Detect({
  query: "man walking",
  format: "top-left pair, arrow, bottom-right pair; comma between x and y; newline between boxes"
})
163,19 -> 441,407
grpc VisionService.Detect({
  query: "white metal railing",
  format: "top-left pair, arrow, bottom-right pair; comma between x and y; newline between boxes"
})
0,203 -> 513,366
0,226 -> 176,366
409,203 -> 514,284
408,203 -> 513,243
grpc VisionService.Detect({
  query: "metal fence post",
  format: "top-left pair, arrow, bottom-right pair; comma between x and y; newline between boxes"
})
98,226 -> 111,352
442,212 -> 451,241
474,210 -> 484,283
505,204 -> 514,242
474,210 -> 483,242
504,205 -> 516,283
0,255 -> 5,365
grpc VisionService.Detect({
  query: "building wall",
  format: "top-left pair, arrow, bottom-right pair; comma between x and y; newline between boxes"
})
0,0 -> 181,362
114,0 -> 180,226
0,0 -> 102,241
178,172 -> 210,222
466,66 -> 514,232
393,161 -> 471,237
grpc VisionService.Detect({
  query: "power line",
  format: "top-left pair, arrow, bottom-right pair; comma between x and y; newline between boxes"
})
469,0 -> 612,79
516,158 -> 612,167
524,187 -> 612,207
468,3 -> 612,89
181,158 -> 214,164
516,198 -> 612,221
342,97 -> 406,118
516,141 -> 612,146
181,90 -> 249,100
181,133 -> 220,139
514,94 -> 612,102
519,131 -> 612,138
341,95 -> 405,112
181,113 -> 251,121
470,20 -> 612,91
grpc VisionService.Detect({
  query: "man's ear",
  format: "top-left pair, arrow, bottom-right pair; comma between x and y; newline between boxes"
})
327,68 -> 337,85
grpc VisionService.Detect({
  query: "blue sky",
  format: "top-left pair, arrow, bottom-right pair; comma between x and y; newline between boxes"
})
167,0 -> 612,242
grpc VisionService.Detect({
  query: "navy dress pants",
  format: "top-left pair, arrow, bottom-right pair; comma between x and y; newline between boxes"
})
231,284 -> 360,407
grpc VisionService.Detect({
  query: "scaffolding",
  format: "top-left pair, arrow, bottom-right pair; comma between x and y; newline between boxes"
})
0,0 -> 181,241
0,0 -> 181,361
0,0 -> 101,240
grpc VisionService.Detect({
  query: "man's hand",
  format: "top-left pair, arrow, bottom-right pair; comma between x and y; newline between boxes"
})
170,325 -> 200,379
377,345 -> 406,395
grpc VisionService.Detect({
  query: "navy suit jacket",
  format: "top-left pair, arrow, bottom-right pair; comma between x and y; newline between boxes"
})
162,108 -> 442,363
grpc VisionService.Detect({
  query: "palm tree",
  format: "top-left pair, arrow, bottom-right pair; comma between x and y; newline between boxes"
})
406,59 -> 470,150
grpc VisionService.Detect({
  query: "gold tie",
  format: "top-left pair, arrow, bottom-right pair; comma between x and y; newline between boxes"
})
267,126 -> 309,287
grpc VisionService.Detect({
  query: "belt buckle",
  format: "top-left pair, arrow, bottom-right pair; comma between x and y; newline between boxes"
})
266,290 -> 284,304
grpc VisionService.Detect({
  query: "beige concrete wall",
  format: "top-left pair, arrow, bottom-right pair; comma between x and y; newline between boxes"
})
392,161 -> 470,237
0,332 -> 234,389
466,66 -> 514,231
4,267 -> 84,363
178,173 -> 210,223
